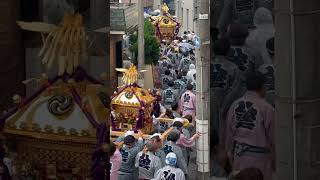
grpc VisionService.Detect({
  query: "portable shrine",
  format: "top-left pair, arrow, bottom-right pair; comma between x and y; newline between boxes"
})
151,4 -> 180,42
0,68 -> 108,178
111,66 -> 156,134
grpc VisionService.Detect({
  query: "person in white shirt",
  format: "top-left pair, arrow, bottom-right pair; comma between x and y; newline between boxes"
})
153,152 -> 186,180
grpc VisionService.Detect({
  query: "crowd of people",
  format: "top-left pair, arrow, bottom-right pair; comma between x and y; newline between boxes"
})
108,32 -> 201,180
210,4 -> 276,180
157,31 -> 198,121
108,4 -> 276,179
109,119 -> 200,180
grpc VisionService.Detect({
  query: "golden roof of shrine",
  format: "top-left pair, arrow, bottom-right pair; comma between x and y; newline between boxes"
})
152,15 -> 177,28
112,65 -> 155,108
111,86 -> 155,107
1,68 -> 107,143
151,4 -> 177,28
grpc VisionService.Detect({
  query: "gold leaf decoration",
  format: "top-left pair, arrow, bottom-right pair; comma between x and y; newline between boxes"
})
116,65 -> 148,85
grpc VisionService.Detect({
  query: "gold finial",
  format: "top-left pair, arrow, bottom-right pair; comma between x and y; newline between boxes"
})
115,65 -> 147,85
162,3 -> 169,14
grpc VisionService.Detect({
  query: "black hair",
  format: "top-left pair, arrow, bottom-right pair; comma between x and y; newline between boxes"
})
182,69 -> 188,76
165,109 -> 174,119
182,51 -> 189,57
213,38 -> 231,56
145,140 -> 158,152
165,69 -> 170,75
184,31 -> 187,34
177,74 -> 182,79
228,24 -> 249,46
167,130 -> 181,142
183,115 -> 193,123
168,81 -> 174,87
172,121 -> 183,129
245,72 -> 266,91
171,103 -> 179,111
187,83 -> 194,91
123,135 -> 135,145
109,142 -> 117,156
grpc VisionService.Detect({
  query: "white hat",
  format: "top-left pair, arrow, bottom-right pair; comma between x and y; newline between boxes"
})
165,152 -> 177,166
174,118 -> 183,123
150,133 -> 161,139
124,130 -> 134,137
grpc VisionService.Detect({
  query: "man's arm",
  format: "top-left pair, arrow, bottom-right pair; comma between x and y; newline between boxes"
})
133,131 -> 145,153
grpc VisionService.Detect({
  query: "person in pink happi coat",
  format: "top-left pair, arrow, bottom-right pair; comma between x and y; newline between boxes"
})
110,142 -> 122,180
225,73 -> 275,180
179,84 -> 196,120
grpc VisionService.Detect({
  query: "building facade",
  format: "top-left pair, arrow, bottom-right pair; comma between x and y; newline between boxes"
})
110,2 -> 138,89
176,0 -> 198,34
153,0 -> 161,10
120,0 -> 154,9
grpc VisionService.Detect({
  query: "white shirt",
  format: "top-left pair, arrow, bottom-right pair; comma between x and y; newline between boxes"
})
153,165 -> 186,180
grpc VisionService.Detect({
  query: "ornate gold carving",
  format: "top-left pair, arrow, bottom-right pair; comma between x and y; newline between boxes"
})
3,129 -> 96,144
44,125 -> 54,133
57,127 -> 66,135
69,128 -> 78,136
80,130 -> 90,137
10,135 -> 95,178
31,123 -> 41,132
